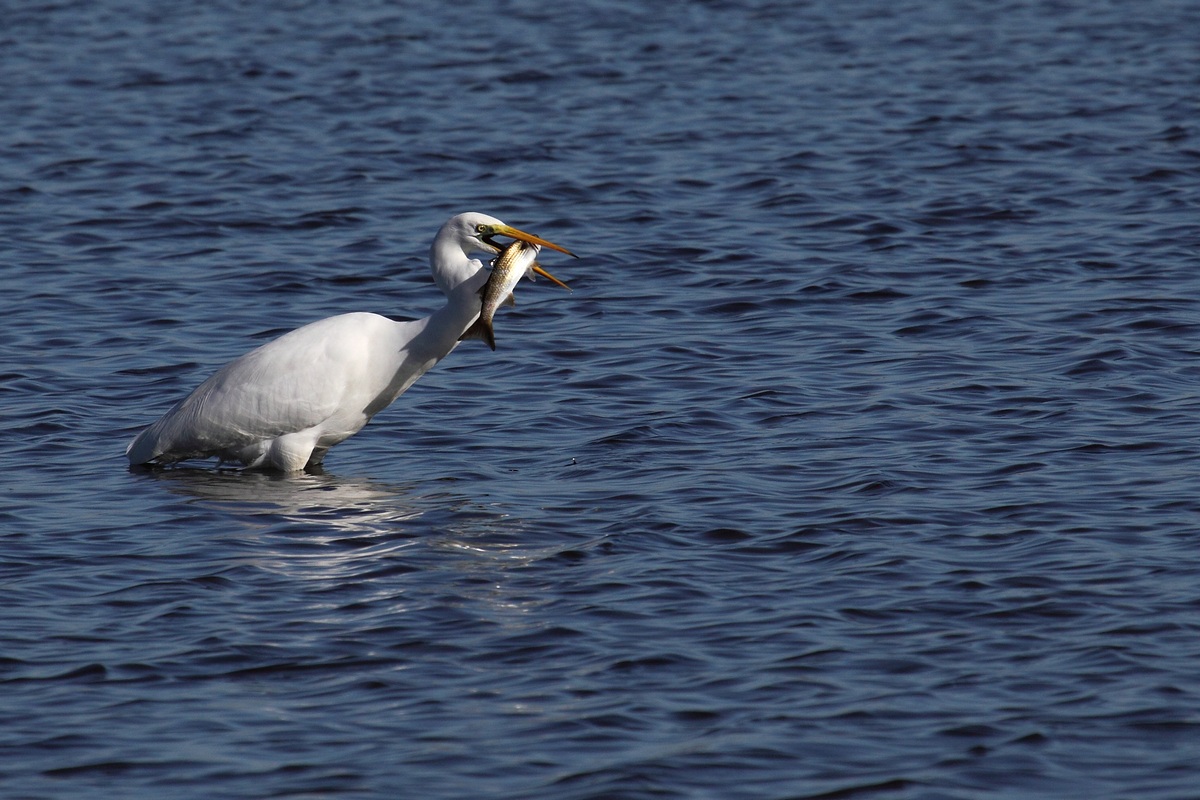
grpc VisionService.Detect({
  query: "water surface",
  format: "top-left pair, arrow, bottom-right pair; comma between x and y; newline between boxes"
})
2,1 -> 1199,797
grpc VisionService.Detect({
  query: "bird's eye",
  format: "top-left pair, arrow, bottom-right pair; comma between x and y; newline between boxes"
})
475,224 -> 487,233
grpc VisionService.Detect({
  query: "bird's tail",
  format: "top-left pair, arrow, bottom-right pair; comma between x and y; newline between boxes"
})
125,427 -> 161,464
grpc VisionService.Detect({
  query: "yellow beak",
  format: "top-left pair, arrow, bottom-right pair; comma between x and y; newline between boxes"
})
488,223 -> 577,258
531,263 -> 571,291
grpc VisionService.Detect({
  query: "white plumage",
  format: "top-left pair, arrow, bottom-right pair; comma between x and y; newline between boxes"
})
126,212 -> 573,472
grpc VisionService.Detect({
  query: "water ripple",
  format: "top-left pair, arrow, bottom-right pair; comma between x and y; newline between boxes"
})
2,0 -> 1199,797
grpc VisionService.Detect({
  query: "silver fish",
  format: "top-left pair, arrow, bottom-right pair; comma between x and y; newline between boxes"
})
460,239 -> 570,350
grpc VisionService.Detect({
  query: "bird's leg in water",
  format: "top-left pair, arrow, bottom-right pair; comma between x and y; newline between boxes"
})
307,447 -> 329,468
267,429 -> 320,473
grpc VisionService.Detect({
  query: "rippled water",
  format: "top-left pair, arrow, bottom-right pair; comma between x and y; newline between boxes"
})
3,0 -> 1200,797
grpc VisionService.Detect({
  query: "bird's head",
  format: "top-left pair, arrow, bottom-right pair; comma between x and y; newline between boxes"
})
432,212 -> 576,295
450,212 -> 576,258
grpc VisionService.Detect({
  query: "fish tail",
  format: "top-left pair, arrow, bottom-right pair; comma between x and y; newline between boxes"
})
459,317 -> 497,350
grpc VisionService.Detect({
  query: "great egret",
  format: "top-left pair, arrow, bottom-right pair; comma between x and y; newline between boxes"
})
126,212 -> 574,472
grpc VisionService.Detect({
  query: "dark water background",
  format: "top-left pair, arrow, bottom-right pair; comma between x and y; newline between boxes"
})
3,0 -> 1200,797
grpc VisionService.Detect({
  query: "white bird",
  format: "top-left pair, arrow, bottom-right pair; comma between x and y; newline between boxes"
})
126,212 -> 574,472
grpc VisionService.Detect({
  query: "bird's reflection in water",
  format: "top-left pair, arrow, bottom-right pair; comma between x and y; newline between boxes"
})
132,464 -> 542,581
132,465 -> 588,644
140,464 -> 425,527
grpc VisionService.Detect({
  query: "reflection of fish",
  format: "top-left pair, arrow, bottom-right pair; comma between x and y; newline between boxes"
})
460,239 -> 570,350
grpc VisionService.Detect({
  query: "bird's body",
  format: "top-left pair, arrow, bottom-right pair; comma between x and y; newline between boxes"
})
126,213 -> 574,472
126,311 -> 438,471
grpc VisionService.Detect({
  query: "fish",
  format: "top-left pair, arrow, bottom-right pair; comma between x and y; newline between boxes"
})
460,239 -> 570,350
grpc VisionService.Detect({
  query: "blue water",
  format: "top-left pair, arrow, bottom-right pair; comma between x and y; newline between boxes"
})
3,0 -> 1200,797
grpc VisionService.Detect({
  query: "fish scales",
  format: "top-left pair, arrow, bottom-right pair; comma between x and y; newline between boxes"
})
460,240 -> 541,351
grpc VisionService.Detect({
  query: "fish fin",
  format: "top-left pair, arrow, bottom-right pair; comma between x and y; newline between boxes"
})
504,292 -> 515,307
459,318 -> 496,350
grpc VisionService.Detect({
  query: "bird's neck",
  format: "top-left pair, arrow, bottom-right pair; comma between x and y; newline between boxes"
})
371,271 -> 490,416
430,239 -> 486,296
415,233 -> 492,361
408,264 -> 489,363
446,269 -> 490,332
